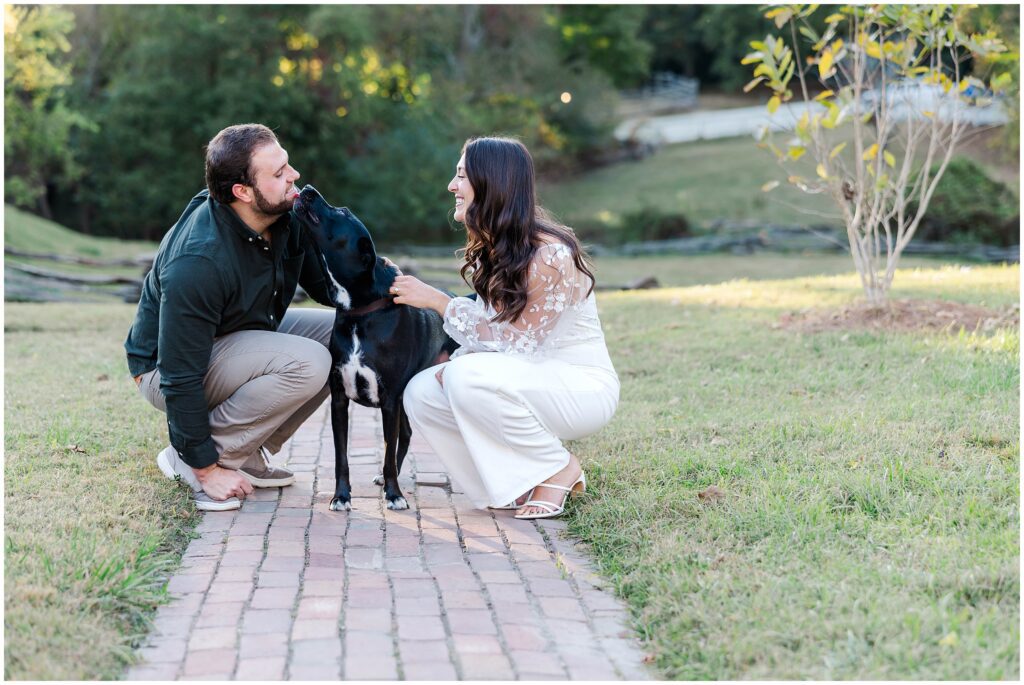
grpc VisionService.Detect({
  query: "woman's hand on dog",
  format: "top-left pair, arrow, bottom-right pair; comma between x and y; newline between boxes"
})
391,275 -> 451,315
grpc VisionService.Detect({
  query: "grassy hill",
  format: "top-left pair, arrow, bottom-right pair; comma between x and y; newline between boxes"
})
4,205 -> 157,260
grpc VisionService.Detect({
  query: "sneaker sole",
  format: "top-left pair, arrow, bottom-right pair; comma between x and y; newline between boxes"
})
239,471 -> 295,488
156,449 -> 177,481
194,498 -> 241,512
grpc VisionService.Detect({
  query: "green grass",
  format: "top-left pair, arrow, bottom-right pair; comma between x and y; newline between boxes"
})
4,205 -> 156,259
563,262 -> 1020,679
537,135 -> 838,230
4,303 -> 201,679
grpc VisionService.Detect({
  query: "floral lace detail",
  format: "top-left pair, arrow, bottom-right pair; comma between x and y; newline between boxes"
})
443,243 -> 590,358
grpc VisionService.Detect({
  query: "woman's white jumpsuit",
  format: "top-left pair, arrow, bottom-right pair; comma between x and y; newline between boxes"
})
403,243 -> 620,508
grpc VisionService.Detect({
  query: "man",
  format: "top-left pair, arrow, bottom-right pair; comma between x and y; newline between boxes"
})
125,123 -> 336,510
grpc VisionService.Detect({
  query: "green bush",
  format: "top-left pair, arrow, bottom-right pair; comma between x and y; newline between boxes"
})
572,207 -> 693,246
911,157 -> 1020,246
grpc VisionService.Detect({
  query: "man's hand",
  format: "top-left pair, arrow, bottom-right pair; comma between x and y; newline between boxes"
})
194,464 -> 254,501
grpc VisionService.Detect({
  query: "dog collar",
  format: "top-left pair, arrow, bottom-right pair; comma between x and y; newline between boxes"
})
345,297 -> 394,316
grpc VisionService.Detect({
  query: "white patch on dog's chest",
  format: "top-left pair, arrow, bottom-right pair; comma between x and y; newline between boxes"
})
339,332 -> 380,405
321,255 -> 351,309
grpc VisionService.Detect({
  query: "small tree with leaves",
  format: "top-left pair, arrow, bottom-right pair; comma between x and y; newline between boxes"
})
4,5 -> 94,218
743,4 -> 1009,305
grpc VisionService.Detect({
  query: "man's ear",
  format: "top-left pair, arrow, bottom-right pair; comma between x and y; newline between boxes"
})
231,183 -> 254,204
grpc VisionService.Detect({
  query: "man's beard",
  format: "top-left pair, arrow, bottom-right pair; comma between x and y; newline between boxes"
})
253,184 -> 294,217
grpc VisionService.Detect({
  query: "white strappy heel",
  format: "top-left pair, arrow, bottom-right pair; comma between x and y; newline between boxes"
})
489,491 -> 533,511
514,472 -> 586,520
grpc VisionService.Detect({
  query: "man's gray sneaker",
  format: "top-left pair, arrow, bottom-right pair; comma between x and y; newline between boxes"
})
240,447 -> 295,488
157,445 -> 240,511
193,491 -> 241,511
156,445 -> 202,492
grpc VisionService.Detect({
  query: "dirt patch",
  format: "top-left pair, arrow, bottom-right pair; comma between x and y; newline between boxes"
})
778,299 -> 1020,334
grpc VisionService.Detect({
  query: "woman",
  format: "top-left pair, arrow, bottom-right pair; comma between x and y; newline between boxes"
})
392,136 -> 619,520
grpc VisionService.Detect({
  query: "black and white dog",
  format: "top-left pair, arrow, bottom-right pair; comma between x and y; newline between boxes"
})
293,185 -> 455,511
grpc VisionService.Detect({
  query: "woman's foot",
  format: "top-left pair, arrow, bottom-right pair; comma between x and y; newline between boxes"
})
516,454 -> 585,519
489,491 -> 532,510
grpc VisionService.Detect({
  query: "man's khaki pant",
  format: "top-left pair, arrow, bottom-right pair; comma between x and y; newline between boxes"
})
137,308 -> 335,470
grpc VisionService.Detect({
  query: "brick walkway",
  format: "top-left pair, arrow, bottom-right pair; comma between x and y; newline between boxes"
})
126,403 -> 651,680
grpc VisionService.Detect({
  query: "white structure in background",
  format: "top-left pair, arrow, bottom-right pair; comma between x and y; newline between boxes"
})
616,82 -> 1010,146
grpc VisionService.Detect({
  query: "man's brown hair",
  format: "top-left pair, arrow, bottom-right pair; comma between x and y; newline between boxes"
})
204,124 -> 279,204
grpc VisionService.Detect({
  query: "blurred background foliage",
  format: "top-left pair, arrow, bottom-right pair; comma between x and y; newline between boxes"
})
4,4 -> 1019,245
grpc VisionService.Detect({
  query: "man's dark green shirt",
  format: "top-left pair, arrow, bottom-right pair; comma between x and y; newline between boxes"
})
125,190 -> 333,468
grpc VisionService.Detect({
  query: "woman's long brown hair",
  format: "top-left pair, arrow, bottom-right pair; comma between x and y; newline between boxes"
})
458,136 -> 595,324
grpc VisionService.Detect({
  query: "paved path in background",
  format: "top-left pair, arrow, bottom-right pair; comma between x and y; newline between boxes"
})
616,90 -> 1010,145
126,402 -> 651,680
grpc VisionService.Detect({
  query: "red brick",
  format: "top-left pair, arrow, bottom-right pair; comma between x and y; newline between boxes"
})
343,607 -> 392,632
301,579 -> 345,597
240,609 -> 292,634
446,608 -> 497,635
234,656 -> 285,680
458,652 -> 514,680
289,663 -> 341,679
509,649 -> 564,675
344,656 -> 399,680
137,637 -> 187,663
249,586 -> 298,610
297,596 -> 343,619
500,623 -> 548,651
182,648 -> 236,677
398,639 -> 449,664
396,615 -> 446,641
403,661 -> 457,680
213,566 -> 256,583
256,571 -> 300,587
291,637 -> 342,664
238,632 -> 288,658
291,618 -> 339,641
393,596 -> 440,616
451,633 -> 502,655
187,627 -> 237,651
441,590 -> 488,610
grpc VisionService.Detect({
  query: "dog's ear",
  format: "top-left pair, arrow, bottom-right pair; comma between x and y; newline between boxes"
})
358,237 -> 376,270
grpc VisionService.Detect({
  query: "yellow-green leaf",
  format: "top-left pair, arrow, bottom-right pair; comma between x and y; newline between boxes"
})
814,89 -> 835,101
816,163 -> 828,179
866,41 -> 882,59
862,143 -> 879,161
922,110 -> 934,118
767,95 -> 781,114
829,142 -> 847,159
754,63 -> 773,78
788,145 -> 806,160
959,79 -> 969,92
750,40 -> 768,52
939,632 -> 958,648
818,51 -> 834,79
743,77 -> 765,93
761,180 -> 780,193
883,150 -> 896,167
824,13 -> 845,23
741,53 -> 762,65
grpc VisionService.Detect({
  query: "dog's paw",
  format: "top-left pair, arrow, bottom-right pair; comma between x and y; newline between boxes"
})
387,496 -> 409,511
372,474 -> 384,486
329,498 -> 352,512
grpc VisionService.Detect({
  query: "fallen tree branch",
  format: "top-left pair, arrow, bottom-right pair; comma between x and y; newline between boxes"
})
6,261 -> 143,286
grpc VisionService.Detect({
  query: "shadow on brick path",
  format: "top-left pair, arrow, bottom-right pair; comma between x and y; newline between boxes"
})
125,403 -> 651,680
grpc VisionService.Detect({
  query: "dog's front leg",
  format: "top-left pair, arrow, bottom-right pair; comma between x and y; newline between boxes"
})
328,372 -> 353,511
380,404 -> 408,510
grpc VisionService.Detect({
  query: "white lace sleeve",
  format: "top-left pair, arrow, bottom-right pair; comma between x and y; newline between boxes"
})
443,243 -> 588,357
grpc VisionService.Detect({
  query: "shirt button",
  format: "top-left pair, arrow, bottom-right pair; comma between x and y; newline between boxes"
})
270,315 -> 275,321
273,290 -> 278,296
249,238 -> 253,242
